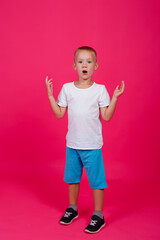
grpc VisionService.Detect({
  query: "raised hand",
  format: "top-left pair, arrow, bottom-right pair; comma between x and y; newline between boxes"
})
45,76 -> 53,98
113,80 -> 125,99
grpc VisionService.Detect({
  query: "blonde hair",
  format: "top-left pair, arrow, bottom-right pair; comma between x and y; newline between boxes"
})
74,46 -> 97,62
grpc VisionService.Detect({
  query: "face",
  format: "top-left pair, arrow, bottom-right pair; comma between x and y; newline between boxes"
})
73,50 -> 98,81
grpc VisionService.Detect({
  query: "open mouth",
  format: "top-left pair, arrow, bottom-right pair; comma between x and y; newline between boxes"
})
82,70 -> 88,74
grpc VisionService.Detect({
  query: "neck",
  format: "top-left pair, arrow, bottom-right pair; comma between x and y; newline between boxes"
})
76,78 -> 93,85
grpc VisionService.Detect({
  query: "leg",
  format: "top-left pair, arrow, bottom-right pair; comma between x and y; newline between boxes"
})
85,189 -> 105,233
92,189 -> 104,212
69,183 -> 80,205
64,147 -> 83,206
59,183 -> 80,225
81,148 -> 107,211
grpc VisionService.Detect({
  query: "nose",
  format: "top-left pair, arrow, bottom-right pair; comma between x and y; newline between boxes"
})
82,61 -> 87,67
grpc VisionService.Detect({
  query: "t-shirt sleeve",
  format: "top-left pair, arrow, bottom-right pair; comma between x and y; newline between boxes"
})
56,85 -> 68,107
98,85 -> 110,107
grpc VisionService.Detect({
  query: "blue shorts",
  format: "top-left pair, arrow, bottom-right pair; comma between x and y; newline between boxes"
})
63,147 -> 108,189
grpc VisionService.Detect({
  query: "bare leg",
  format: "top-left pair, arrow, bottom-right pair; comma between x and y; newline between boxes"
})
92,189 -> 104,212
68,183 -> 80,205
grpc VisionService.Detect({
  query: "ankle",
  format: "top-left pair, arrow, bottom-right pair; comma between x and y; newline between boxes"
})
93,210 -> 103,219
69,204 -> 77,212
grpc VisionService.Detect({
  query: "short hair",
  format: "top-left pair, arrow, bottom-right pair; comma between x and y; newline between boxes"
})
74,46 -> 97,62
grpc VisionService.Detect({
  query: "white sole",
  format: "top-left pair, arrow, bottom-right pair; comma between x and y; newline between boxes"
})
85,223 -> 105,233
59,215 -> 78,225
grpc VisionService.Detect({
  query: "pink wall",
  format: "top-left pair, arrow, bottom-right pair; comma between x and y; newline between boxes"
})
1,0 -> 160,185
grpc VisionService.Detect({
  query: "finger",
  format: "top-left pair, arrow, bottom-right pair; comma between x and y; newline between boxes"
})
48,82 -> 53,87
121,80 -> 125,91
45,76 -> 48,84
48,78 -> 53,83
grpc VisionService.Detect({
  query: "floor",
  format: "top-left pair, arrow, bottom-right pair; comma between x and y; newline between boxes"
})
0,171 -> 160,240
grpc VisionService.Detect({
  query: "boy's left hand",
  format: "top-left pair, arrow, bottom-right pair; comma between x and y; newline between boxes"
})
113,80 -> 125,99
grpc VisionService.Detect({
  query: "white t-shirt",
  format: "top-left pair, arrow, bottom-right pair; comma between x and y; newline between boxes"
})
57,81 -> 110,149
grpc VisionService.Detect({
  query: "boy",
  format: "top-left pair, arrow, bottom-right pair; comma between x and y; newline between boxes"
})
45,46 -> 125,233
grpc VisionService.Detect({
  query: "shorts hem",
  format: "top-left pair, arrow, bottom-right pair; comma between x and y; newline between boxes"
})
63,179 -> 81,184
90,185 -> 108,189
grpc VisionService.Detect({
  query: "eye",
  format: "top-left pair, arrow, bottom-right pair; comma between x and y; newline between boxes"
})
78,61 -> 83,63
88,61 -> 92,63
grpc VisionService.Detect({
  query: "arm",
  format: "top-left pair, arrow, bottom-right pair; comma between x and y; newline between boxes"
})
45,76 -> 67,119
100,80 -> 125,121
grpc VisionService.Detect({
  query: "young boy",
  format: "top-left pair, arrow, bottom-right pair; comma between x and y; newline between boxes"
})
45,46 -> 125,233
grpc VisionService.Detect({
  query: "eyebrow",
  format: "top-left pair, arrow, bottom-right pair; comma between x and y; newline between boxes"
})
77,58 -> 93,60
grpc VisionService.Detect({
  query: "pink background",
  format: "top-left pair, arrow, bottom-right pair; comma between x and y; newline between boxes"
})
0,0 -> 160,239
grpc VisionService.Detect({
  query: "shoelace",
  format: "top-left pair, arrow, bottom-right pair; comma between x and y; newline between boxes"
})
64,212 -> 72,218
89,220 -> 98,226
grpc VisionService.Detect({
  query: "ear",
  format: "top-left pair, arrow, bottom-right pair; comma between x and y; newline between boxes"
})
95,62 -> 99,70
73,62 -> 77,70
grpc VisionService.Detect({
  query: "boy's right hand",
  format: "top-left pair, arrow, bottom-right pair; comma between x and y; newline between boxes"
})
45,76 -> 53,98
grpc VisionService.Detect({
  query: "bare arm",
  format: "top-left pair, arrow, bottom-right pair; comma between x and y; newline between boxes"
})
45,76 -> 67,119
100,80 -> 125,121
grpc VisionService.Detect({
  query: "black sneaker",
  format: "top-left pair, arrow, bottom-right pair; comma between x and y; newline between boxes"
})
85,215 -> 105,233
59,208 -> 78,225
